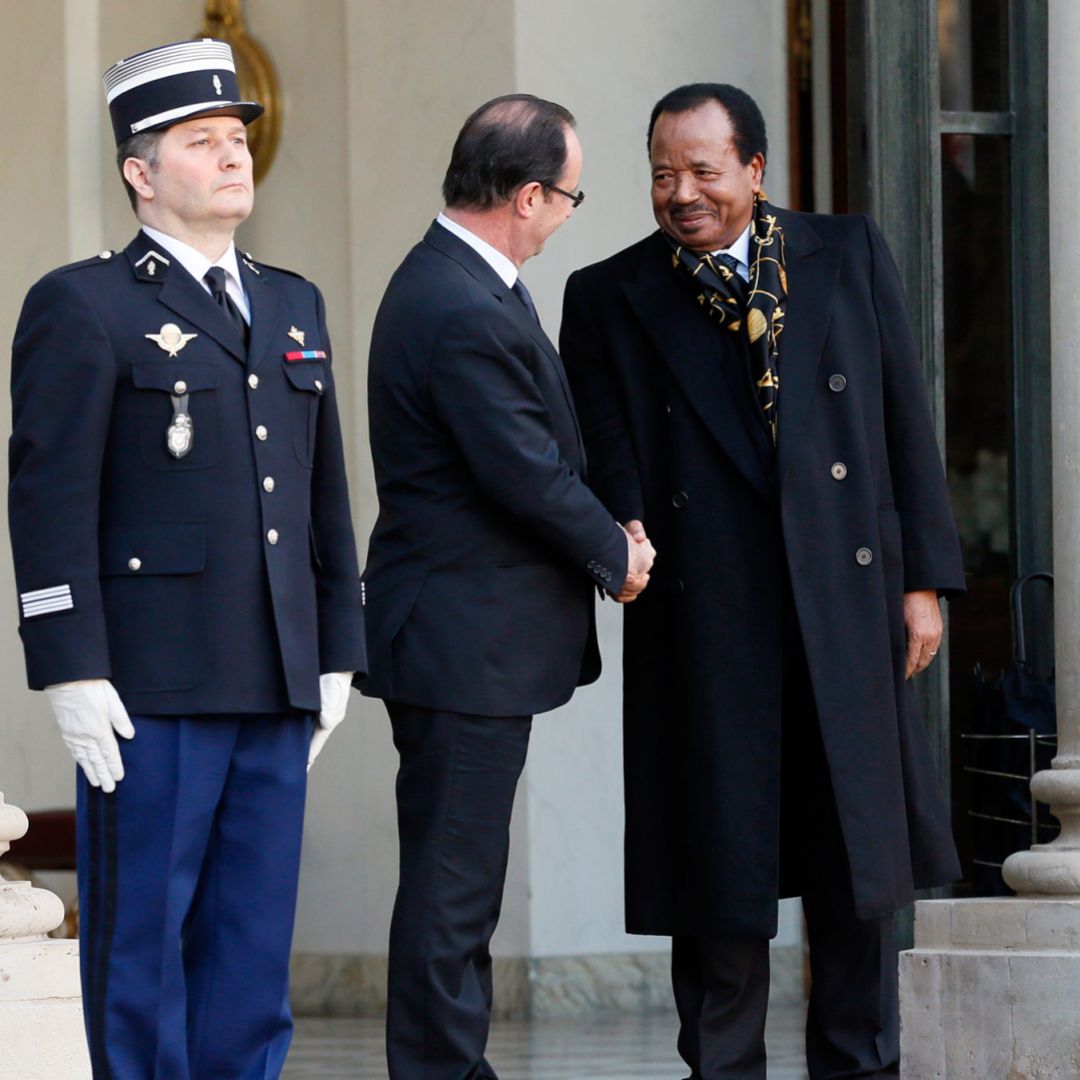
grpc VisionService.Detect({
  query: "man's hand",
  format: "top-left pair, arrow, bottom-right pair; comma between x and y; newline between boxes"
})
309,672 -> 353,771
618,520 -> 656,603
45,679 -> 135,794
904,590 -> 943,679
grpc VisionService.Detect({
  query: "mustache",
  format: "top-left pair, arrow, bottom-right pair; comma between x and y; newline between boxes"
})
670,204 -> 715,218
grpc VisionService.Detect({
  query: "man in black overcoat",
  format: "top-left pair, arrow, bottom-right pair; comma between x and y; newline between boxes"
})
560,84 -> 964,1080
362,95 -> 655,1078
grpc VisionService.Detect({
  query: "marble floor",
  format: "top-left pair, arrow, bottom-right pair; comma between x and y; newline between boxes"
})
284,1004 -> 809,1079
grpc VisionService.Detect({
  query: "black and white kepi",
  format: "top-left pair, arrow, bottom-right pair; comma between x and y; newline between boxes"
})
103,38 -> 263,146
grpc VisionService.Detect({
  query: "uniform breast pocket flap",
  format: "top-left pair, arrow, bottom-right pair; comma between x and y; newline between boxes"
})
131,360 -> 222,471
284,361 -> 327,467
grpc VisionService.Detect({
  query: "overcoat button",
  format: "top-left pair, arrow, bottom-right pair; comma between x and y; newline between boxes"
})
267,529 -> 279,545
98,250 -> 112,260
673,579 -> 685,594
248,374 -> 260,389
173,380 -> 187,395
831,462 -> 848,480
855,547 -> 873,566
314,380 -> 324,393
263,476 -> 275,492
828,374 -> 847,392
672,491 -> 689,509
128,557 -> 142,571
665,403 -> 672,415
255,425 -> 268,440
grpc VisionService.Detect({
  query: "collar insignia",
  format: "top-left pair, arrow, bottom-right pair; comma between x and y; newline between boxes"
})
135,249 -> 170,268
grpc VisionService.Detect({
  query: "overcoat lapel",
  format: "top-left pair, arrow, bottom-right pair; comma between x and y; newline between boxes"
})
124,233 -> 247,363
622,232 -> 774,500
773,211 -> 842,485
238,256 -> 285,372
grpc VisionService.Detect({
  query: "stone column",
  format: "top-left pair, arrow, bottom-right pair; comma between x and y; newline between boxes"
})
899,5 -> 1080,1076
0,793 -> 89,1079
1001,0 -> 1080,901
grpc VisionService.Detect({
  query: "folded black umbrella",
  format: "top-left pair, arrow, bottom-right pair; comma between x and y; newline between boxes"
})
966,571 -> 1055,895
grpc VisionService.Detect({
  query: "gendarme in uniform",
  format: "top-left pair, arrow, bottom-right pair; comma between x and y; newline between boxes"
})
8,39 -> 365,1078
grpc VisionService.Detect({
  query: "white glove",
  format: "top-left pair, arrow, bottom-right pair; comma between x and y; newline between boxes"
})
309,672 -> 353,771
45,679 -> 135,794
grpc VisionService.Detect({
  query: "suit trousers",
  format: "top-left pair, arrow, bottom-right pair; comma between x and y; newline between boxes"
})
76,712 -> 311,1080
672,634 -> 900,1080
385,702 -> 532,1080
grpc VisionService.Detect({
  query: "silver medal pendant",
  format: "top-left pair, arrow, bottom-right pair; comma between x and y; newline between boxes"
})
167,394 -> 193,458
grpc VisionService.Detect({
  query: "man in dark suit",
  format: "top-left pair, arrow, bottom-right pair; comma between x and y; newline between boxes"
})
363,94 -> 655,1078
560,84 -> 964,1080
8,40 -> 365,1078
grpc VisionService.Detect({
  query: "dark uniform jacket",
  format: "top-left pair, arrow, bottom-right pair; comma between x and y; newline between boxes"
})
9,230 -> 366,715
560,210 -> 965,937
361,221 -> 627,718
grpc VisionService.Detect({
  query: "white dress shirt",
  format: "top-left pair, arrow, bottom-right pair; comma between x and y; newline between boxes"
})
140,226 -> 251,324
436,212 -> 519,288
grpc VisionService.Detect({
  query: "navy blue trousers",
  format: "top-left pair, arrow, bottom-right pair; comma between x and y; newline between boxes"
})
76,713 -> 311,1080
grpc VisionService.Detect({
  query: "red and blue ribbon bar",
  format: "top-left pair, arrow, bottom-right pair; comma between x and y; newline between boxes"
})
284,350 -> 327,362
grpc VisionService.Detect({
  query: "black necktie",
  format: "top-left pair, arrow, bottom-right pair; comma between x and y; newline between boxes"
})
714,252 -> 747,300
512,278 -> 541,325
204,266 -> 249,345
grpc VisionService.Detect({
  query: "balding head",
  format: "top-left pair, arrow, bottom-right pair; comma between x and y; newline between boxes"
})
442,94 -> 576,211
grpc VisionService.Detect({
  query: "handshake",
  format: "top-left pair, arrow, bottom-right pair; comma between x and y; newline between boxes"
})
618,519 -> 657,604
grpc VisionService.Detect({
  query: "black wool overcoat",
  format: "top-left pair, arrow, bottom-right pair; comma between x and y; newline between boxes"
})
560,210 -> 965,938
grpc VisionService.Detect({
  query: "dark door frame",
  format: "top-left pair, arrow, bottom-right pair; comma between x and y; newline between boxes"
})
840,0 -> 1051,910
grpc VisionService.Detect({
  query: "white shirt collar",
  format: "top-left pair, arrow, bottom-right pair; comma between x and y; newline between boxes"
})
436,212 -> 518,289
140,226 -> 250,322
711,222 -> 752,280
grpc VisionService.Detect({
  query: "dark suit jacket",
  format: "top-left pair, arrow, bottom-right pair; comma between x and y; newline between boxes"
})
361,221 -> 627,717
561,211 -> 965,936
9,230 -> 366,714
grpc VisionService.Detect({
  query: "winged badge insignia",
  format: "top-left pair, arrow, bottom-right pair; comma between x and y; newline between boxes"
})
288,326 -> 306,347
146,323 -> 198,357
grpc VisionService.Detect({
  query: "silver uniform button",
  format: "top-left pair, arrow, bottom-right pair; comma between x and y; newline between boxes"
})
263,476 -> 275,493
855,547 -> 873,566
314,379 -> 324,392
267,529 -> 279,545
828,374 -> 847,392
255,425 -> 268,441
98,250 -> 112,260
173,380 -> 187,395
248,374 -> 260,389
831,462 -> 848,480
128,557 -> 142,571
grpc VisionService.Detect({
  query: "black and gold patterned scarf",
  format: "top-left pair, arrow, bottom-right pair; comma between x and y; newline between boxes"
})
667,193 -> 787,443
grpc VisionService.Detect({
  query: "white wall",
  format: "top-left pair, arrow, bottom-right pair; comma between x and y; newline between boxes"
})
0,0 -> 800,963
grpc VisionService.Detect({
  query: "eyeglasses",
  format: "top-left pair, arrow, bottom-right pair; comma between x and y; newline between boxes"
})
546,184 -> 586,209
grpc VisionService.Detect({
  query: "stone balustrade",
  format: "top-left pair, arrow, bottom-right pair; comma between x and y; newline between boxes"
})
0,791 -> 89,1079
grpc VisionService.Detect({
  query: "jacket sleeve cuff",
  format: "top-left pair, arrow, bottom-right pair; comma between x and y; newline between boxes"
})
318,604 -> 368,677
19,612 -> 111,691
